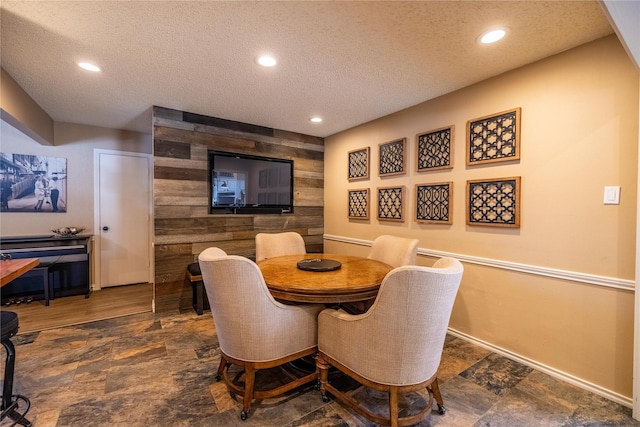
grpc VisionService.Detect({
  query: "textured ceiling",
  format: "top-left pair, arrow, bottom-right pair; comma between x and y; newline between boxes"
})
0,1 -> 613,138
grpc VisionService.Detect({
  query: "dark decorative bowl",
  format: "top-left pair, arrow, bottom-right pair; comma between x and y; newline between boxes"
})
52,227 -> 85,237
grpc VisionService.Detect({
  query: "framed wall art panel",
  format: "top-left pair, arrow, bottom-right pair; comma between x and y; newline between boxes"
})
348,147 -> 370,181
466,177 -> 521,228
0,152 -> 67,213
415,182 -> 453,224
466,108 -> 521,166
377,186 -> 405,222
416,126 -> 454,172
348,188 -> 370,220
378,138 -> 406,177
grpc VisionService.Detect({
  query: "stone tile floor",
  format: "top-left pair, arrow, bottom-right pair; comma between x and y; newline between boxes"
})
2,310 -> 639,427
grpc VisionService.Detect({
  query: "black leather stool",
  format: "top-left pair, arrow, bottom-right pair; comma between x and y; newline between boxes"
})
1,311 -> 32,427
186,262 -> 209,315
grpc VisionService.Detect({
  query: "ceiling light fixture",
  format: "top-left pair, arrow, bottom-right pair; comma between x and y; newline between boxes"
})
478,27 -> 509,44
309,117 -> 323,123
78,62 -> 102,72
256,55 -> 277,67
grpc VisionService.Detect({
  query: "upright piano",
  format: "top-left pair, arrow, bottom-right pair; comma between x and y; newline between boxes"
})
0,235 -> 92,304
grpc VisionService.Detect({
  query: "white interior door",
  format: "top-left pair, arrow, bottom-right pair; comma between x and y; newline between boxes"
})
96,150 -> 151,287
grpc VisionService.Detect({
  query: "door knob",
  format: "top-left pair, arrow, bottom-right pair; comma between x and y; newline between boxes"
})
102,226 -> 109,231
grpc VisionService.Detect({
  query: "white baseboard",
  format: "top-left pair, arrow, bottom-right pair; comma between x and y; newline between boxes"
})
448,328 -> 632,408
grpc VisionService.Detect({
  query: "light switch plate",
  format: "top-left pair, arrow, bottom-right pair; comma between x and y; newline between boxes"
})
604,186 -> 620,205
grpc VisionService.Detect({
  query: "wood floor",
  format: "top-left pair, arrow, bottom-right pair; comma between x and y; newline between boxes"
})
1,282 -> 153,334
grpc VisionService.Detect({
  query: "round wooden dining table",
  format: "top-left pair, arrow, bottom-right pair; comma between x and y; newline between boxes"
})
257,253 -> 393,304
0,258 -> 39,287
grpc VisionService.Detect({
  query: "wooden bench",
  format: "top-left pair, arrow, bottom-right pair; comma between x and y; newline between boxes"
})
185,262 -> 209,315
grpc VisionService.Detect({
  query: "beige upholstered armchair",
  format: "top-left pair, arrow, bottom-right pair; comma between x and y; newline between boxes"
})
343,234 -> 420,314
255,231 -> 306,262
198,247 -> 324,420
316,257 -> 464,427
368,234 -> 419,267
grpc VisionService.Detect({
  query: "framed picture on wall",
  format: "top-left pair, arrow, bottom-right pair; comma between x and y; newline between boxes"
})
415,182 -> 453,224
348,147 -> 370,181
348,188 -> 370,220
466,176 -> 521,227
378,138 -> 406,177
0,152 -> 67,213
377,186 -> 406,222
467,108 -> 521,166
416,126 -> 454,172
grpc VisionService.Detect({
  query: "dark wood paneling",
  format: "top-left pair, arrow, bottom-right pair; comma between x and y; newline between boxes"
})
156,283 -> 190,313
154,166 -> 207,181
154,126 -> 257,151
295,176 -> 324,189
153,105 -> 182,121
152,106 -> 324,312
255,140 -> 324,161
290,206 -> 324,216
274,129 -> 324,146
154,139 -> 191,159
155,217 -> 254,235
183,111 -> 275,137
306,244 -> 324,254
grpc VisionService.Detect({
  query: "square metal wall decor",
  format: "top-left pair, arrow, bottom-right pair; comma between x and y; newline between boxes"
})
378,138 -> 406,177
415,182 -> 453,224
416,126 -> 454,172
348,188 -> 370,220
348,147 -> 370,181
467,108 -> 521,166
466,177 -> 521,227
377,186 -> 405,222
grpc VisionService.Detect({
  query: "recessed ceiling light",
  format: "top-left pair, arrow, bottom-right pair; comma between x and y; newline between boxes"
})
309,117 -> 323,123
78,62 -> 101,72
478,27 -> 509,44
256,56 -> 277,67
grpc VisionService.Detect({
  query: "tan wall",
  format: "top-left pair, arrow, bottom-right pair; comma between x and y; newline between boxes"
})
324,34 -> 639,400
0,67 -> 54,145
0,121 -> 152,237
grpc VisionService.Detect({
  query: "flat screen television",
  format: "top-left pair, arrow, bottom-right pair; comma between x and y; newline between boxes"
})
209,151 -> 294,214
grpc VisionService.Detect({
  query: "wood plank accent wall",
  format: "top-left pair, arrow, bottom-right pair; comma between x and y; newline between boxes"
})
152,106 -> 325,312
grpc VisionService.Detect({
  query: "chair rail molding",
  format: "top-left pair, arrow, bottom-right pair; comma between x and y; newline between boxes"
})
322,234 -> 635,292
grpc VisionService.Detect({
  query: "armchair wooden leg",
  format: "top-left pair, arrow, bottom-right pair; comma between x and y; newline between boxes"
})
215,357 -> 227,381
241,366 -> 256,421
389,386 -> 399,427
316,354 -> 330,402
429,378 -> 446,415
